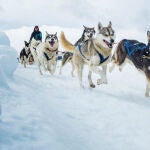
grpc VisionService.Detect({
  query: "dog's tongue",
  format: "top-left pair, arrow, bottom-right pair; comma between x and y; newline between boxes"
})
49,41 -> 54,47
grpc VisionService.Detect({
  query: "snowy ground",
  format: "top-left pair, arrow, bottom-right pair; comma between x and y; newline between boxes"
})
0,26 -> 150,150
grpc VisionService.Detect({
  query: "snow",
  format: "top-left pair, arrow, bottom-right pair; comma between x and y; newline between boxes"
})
0,32 -> 17,87
0,26 -> 150,150
0,32 -> 10,46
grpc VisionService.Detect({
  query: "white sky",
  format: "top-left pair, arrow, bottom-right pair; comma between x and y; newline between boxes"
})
0,0 -> 150,31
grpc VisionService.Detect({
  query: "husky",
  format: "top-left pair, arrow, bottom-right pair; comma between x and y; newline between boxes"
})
59,26 -> 96,76
30,32 -> 59,75
60,21 -> 115,87
20,41 -> 34,68
109,31 -> 150,97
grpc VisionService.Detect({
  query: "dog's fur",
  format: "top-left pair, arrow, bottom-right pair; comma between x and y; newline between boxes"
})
59,26 -> 96,76
20,41 -> 34,67
60,21 -> 115,87
30,32 -> 59,75
109,31 -> 150,97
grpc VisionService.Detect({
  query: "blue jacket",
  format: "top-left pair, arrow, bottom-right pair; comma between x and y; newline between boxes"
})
30,31 -> 42,42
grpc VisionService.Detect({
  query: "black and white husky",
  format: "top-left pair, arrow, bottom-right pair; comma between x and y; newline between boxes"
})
59,26 -> 96,76
110,31 -> 150,97
20,41 -> 34,68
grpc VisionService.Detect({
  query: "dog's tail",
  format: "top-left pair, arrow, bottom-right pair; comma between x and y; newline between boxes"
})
61,52 -> 73,66
60,32 -> 75,51
113,39 -> 127,65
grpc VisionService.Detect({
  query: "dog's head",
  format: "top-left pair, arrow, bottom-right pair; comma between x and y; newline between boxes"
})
82,26 -> 96,41
24,41 -> 30,53
96,21 -> 116,49
45,32 -> 59,49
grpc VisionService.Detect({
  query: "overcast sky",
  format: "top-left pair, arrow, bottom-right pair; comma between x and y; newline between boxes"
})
0,0 -> 150,31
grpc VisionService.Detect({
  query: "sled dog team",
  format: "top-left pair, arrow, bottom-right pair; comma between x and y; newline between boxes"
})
19,22 -> 150,97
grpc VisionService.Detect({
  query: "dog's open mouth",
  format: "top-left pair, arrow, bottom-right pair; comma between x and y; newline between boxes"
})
49,41 -> 55,47
103,40 -> 112,48
88,35 -> 93,39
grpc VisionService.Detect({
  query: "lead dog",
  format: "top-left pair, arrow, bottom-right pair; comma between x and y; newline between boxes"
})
109,31 -> 150,97
60,21 -> 115,87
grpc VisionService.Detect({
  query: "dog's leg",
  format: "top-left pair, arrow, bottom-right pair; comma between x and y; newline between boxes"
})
109,62 -> 116,73
75,64 -> 84,88
97,65 -> 108,85
47,61 -> 52,74
20,57 -> 23,64
145,79 -> 150,97
37,61 -> 43,75
89,63 -> 102,75
88,71 -> 95,88
23,56 -> 26,68
59,64 -> 62,75
71,61 -> 75,77
52,60 -> 57,74
42,61 -> 47,72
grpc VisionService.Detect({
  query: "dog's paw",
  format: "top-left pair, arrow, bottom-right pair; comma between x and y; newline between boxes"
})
90,83 -> 96,88
97,79 -> 108,85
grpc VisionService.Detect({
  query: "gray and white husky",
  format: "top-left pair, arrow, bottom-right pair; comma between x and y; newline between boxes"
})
59,26 -> 96,76
60,21 -> 116,87
30,32 -> 59,75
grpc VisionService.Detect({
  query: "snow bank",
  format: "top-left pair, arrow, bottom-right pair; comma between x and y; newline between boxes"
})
0,32 -> 18,87
0,32 -> 10,46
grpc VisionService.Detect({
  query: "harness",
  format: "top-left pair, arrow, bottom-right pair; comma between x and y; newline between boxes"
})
44,49 -> 58,61
96,50 -> 109,64
78,43 -> 109,64
44,52 -> 53,61
125,40 -> 147,59
78,44 -> 90,61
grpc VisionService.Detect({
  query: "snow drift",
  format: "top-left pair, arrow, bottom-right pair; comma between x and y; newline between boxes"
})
0,32 -> 18,87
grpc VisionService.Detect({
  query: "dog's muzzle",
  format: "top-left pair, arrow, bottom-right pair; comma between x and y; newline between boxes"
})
49,41 -> 55,47
103,40 -> 112,48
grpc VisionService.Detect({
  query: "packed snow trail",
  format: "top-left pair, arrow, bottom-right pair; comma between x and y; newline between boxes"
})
1,62 -> 150,150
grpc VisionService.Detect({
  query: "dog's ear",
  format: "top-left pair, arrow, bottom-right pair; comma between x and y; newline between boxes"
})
108,21 -> 112,28
24,41 -> 28,46
147,31 -> 150,36
83,25 -> 87,30
98,22 -> 103,31
55,32 -> 57,36
45,31 -> 49,36
92,27 -> 96,33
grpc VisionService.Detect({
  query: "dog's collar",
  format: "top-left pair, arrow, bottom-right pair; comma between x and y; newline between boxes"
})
46,48 -> 58,52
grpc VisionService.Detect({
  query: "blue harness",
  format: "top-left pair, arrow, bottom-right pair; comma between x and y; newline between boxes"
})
125,40 -> 147,59
78,44 -> 90,61
44,52 -> 54,61
78,44 -> 109,64
96,50 -> 109,64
